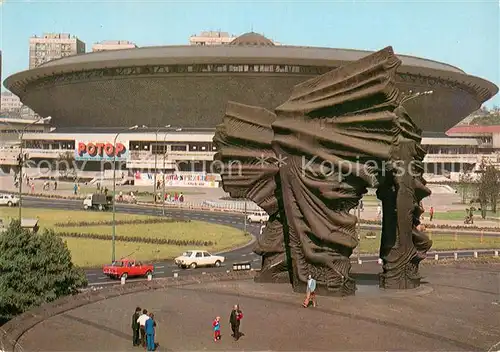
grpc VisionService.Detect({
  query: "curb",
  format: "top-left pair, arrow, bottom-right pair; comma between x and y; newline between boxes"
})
0,271 -> 256,352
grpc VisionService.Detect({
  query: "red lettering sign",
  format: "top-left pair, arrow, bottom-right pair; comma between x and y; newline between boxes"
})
77,142 -> 127,158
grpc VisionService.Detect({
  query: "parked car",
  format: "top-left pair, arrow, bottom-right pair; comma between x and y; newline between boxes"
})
174,250 -> 225,269
0,194 -> 19,207
83,193 -> 113,211
247,211 -> 269,223
102,258 -> 154,279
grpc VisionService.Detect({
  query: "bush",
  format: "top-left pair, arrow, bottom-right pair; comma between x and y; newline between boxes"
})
0,221 -> 87,321
362,219 -> 498,231
55,218 -> 190,227
57,231 -> 215,246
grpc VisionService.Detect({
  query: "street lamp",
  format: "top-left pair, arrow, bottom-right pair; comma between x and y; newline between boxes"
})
154,125 -> 171,204
161,127 -> 172,216
112,124 -> 139,262
12,116 -> 52,222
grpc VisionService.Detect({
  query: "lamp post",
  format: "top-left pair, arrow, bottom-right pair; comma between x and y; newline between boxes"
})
154,125 -> 171,205
112,125 -> 139,262
14,116 -> 52,222
161,129 -> 170,217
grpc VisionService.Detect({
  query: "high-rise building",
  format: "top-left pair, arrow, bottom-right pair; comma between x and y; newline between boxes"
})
189,31 -> 237,45
92,40 -> 138,52
29,33 -> 86,69
0,92 -> 22,113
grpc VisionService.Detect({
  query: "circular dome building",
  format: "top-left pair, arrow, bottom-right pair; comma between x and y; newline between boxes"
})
4,32 -> 498,132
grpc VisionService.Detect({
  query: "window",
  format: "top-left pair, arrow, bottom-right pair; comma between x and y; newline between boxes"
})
171,145 -> 187,152
195,252 -> 203,258
203,252 -> 211,257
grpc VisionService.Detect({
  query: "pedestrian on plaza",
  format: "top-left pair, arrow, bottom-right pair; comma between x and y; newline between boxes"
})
137,308 -> 150,348
179,192 -> 184,203
174,192 -> 179,202
376,205 -> 382,220
73,183 -> 78,195
303,274 -> 317,308
229,304 -> 243,341
53,180 -> 58,191
429,206 -> 434,221
104,187 -> 109,195
145,312 -> 156,351
131,306 -> 141,346
77,184 -> 81,194
212,316 -> 221,342
31,182 -> 35,194
359,199 -> 364,212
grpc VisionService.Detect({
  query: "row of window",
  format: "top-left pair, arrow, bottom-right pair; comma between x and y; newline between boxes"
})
105,64 -> 325,76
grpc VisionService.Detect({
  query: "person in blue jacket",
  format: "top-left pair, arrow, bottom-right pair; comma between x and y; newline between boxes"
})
145,312 -> 157,351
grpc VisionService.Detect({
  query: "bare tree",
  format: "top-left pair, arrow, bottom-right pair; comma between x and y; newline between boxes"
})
54,151 -> 77,179
457,172 -> 474,204
477,159 -> 500,218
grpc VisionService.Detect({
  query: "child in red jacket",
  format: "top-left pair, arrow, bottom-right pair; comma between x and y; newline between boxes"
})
212,316 -> 221,342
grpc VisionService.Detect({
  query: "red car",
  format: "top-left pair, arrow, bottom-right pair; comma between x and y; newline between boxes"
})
102,259 -> 154,279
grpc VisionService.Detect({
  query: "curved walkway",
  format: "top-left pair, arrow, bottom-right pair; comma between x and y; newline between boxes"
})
4,262 -> 500,351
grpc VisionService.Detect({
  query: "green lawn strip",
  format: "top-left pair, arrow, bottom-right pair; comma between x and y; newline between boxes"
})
433,210 -> 499,221
62,237 -> 206,267
358,231 -> 499,254
56,183 -> 205,196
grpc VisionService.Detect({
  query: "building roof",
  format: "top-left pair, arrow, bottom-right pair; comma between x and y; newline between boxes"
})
447,125 -> 500,135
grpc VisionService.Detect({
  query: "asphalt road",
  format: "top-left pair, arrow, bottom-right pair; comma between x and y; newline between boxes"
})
21,197 -> 500,286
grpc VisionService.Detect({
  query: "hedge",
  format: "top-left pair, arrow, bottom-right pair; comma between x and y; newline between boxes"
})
57,231 -> 215,246
362,219 -> 499,232
55,218 -> 190,227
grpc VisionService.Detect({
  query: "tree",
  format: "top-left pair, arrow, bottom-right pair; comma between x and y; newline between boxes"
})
457,172 -> 474,204
54,151 -> 77,179
0,221 -> 87,321
477,159 -> 500,218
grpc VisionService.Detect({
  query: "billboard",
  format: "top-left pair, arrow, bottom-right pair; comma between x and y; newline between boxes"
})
75,141 -> 129,161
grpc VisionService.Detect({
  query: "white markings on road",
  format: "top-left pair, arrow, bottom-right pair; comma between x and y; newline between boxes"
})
98,276 -> 107,279
253,259 -> 259,262
156,265 -> 165,269
155,271 -> 165,274
172,269 -> 180,272
241,254 -> 247,257
87,273 -> 97,276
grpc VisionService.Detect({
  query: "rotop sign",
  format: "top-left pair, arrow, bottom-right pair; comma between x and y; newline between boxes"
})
75,141 -> 128,160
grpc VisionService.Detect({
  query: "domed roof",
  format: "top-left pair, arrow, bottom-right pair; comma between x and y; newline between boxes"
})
229,32 -> 275,47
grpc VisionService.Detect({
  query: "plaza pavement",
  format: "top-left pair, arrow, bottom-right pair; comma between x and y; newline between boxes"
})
14,262 -> 500,351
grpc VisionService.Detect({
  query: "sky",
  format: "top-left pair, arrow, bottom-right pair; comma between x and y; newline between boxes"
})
0,0 -> 499,107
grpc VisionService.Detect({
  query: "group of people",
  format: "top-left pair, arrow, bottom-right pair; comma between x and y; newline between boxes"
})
132,308 -> 157,351
131,305 -> 244,348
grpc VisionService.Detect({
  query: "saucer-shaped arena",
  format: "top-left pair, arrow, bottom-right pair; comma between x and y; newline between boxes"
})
4,33 -> 498,132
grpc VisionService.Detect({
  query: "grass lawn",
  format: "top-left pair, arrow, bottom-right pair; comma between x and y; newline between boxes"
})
1,207 -> 249,267
358,230 -> 500,254
434,210 -> 499,221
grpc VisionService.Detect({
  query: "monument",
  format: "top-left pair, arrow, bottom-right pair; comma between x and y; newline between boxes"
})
213,46 -> 433,296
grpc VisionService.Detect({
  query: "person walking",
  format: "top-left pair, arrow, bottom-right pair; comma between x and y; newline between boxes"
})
212,316 -> 221,342
429,206 -> 434,221
303,274 -> 317,308
131,307 -> 141,346
145,312 -> 156,351
229,304 -> 243,341
137,308 -> 150,348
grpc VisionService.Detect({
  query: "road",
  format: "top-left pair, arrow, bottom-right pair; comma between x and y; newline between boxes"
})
22,196 -> 500,286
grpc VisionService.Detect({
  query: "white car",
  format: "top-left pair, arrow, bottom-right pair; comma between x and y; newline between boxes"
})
247,211 -> 269,223
0,194 -> 19,207
174,250 -> 225,269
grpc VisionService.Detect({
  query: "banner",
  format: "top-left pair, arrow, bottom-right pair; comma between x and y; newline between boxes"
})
133,172 -> 219,188
75,141 -> 129,161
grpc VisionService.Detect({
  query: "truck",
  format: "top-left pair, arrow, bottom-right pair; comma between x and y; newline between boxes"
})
102,258 -> 154,279
83,193 -> 113,211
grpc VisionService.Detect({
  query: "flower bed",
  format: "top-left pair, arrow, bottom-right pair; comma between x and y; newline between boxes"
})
361,219 -> 499,232
55,218 -> 189,227
58,231 -> 215,246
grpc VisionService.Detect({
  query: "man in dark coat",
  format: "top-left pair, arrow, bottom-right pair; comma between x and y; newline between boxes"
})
229,304 -> 243,341
131,307 -> 141,346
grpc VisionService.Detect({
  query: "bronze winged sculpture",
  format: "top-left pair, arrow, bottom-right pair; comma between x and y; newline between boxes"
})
213,46 -> 432,295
